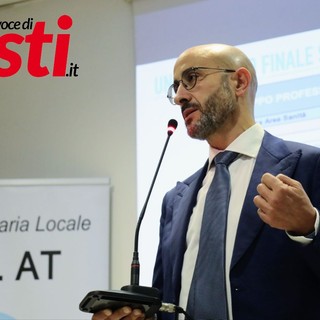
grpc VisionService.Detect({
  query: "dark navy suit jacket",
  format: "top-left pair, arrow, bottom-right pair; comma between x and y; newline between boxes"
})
152,131 -> 320,320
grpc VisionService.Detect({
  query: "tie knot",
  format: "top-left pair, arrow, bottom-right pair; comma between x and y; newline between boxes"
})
214,151 -> 238,167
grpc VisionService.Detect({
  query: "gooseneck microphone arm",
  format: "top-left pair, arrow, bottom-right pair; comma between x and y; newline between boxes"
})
131,119 -> 178,286
79,119 -> 195,320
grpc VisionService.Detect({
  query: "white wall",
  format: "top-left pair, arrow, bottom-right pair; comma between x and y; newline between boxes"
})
0,0 -> 136,289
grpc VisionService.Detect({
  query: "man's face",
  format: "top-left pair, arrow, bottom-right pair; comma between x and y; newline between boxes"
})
184,75 -> 237,140
172,50 -> 238,140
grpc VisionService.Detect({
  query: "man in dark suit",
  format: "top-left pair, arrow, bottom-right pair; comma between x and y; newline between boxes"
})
93,44 -> 320,320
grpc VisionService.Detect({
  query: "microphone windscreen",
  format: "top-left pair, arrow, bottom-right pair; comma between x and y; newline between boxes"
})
167,119 -> 178,136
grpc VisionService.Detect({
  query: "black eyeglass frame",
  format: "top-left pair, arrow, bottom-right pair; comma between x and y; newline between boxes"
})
167,66 -> 236,105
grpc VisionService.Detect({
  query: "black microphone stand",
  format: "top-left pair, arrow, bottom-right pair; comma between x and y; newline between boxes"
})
121,119 -> 177,304
79,119 -> 178,319
129,121 -> 176,287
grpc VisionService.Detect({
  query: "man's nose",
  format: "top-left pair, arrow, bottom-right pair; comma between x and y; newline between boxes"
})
174,83 -> 192,106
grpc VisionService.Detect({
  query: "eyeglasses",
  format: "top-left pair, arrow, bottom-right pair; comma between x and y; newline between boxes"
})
167,66 -> 235,105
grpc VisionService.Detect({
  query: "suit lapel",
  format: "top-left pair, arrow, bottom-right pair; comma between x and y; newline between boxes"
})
231,132 -> 302,269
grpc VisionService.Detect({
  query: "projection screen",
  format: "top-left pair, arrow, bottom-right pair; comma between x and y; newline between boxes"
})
134,0 -> 320,285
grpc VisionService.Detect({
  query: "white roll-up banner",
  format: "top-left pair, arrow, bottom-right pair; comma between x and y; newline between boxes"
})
0,178 -> 110,320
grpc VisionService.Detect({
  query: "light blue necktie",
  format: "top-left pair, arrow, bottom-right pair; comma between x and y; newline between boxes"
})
187,151 -> 239,320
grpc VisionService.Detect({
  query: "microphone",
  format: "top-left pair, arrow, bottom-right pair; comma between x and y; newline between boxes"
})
131,118 -> 178,286
79,119 -> 178,319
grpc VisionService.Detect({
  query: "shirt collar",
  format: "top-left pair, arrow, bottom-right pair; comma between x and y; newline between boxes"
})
208,123 -> 265,166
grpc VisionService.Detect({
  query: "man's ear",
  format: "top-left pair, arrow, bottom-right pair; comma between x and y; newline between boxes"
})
233,67 -> 251,97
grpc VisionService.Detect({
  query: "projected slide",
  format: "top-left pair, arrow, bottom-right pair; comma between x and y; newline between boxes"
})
136,29 -> 320,285
242,29 -> 320,147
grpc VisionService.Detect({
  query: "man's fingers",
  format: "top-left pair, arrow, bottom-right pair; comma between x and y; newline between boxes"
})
92,307 -> 133,320
276,173 -> 301,188
260,173 -> 282,190
92,309 -> 112,320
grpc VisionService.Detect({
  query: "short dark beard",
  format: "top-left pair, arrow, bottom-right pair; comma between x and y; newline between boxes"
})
188,77 -> 237,140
